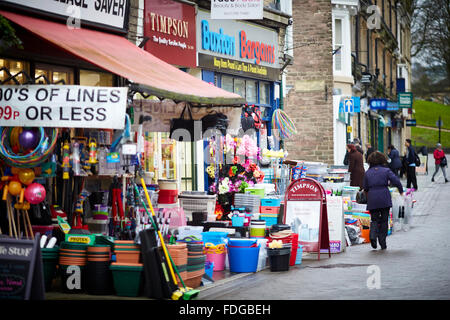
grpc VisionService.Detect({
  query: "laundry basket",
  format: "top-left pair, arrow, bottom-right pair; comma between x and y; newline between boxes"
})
179,192 -> 217,222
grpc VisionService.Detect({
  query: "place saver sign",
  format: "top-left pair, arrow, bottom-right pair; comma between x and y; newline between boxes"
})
0,85 -> 128,129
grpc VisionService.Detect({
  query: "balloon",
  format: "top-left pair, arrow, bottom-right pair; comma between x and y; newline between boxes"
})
24,183 -> 46,204
8,181 -> 22,196
19,169 -> 35,185
19,129 -> 39,149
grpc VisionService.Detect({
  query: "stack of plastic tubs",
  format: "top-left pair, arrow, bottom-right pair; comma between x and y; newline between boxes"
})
185,242 -> 205,288
259,197 -> 281,227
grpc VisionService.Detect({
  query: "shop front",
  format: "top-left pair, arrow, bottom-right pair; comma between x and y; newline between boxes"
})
0,1 -> 247,300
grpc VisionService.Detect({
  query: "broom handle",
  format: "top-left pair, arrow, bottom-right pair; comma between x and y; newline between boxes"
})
139,178 -> 179,286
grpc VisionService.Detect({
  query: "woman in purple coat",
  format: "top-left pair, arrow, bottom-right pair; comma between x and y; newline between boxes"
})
363,151 -> 404,250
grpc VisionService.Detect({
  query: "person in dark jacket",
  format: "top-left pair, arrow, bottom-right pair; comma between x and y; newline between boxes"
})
363,151 -> 404,250
347,144 -> 365,189
365,143 -> 374,162
343,140 -> 363,165
405,139 -> 418,190
387,144 -> 402,176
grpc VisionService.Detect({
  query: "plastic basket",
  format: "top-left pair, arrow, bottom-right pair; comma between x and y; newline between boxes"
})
179,194 -> 217,220
244,188 -> 265,198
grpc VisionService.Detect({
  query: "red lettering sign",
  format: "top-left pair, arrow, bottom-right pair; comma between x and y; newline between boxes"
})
239,30 -> 274,65
286,179 -> 323,200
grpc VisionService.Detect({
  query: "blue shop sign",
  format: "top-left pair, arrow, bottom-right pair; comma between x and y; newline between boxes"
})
370,98 -> 388,110
386,101 -> 399,111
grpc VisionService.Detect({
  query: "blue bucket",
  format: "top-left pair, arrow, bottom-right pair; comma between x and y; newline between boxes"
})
227,238 -> 257,247
227,243 -> 260,273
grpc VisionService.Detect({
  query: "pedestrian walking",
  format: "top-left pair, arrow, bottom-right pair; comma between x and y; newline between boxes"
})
343,140 -> 363,165
431,143 -> 448,183
405,139 -> 418,190
363,151 -> 404,250
365,143 -> 374,162
387,144 -> 402,176
347,144 -> 365,189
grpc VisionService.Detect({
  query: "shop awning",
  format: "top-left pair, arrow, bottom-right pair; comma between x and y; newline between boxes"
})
0,11 -> 245,106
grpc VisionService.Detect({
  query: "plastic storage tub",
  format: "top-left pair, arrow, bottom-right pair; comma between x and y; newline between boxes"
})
227,242 -> 260,273
110,263 -> 143,297
201,231 -> 228,245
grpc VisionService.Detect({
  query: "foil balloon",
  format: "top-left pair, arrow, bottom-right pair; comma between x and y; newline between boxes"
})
18,169 -> 35,185
24,183 -> 46,204
19,129 -> 39,149
8,181 -> 22,196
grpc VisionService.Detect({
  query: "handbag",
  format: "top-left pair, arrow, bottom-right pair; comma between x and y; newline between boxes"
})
440,156 -> 447,167
356,190 -> 367,204
169,104 -> 202,142
201,111 -> 228,136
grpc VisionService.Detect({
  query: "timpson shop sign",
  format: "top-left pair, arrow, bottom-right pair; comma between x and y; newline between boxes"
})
196,9 -> 280,81
0,0 -> 130,33
143,0 -> 196,68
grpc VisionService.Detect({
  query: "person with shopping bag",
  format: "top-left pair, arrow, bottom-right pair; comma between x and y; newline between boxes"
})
431,143 -> 448,183
363,151 -> 404,250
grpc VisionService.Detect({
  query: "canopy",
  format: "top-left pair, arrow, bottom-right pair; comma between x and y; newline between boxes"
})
0,10 -> 245,106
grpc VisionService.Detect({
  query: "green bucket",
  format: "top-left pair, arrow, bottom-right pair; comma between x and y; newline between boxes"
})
110,264 -> 143,297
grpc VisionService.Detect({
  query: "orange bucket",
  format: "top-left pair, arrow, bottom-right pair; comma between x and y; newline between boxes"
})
361,228 -> 370,243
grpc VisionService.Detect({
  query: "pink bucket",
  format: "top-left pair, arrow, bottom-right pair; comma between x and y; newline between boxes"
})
206,252 -> 226,271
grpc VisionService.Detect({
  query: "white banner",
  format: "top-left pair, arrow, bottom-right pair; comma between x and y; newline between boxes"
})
0,85 -> 128,129
211,0 -> 264,20
2,0 -> 129,31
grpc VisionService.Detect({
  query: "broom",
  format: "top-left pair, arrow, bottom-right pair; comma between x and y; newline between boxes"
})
133,178 -> 200,300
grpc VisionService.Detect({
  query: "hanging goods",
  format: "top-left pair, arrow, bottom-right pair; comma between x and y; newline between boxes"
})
169,104 -> 202,142
87,138 -> 98,164
271,109 -> 297,139
0,127 -> 59,168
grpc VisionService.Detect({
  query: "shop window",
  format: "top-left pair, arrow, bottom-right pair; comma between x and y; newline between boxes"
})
0,58 -> 30,84
260,82 -> 270,105
334,19 -> 343,72
35,63 -> 74,84
80,69 -> 114,86
221,76 -> 234,93
179,141 -> 195,191
142,132 -> 177,181
246,80 -> 257,103
234,78 -> 246,99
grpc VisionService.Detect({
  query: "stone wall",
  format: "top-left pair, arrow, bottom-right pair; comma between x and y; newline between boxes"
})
284,0 -> 334,163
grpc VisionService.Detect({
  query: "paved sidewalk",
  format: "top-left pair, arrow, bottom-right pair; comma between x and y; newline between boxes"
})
198,159 -> 450,300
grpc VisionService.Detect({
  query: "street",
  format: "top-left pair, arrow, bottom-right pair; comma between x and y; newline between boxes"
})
198,159 -> 450,300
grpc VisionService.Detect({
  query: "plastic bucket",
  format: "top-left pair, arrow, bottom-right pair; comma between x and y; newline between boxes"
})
206,252 -> 226,271
250,220 -> 266,238
227,244 -> 260,273
110,263 -> 143,297
227,238 -> 257,247
267,247 -> 291,272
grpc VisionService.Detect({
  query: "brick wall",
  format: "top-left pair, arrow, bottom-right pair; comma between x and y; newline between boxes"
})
284,0 -> 334,163
127,0 -> 144,45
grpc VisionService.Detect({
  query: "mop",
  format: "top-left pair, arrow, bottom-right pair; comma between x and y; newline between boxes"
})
133,177 -> 200,300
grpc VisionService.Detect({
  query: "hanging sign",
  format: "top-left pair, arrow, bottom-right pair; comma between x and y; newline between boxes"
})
0,85 -> 128,129
143,0 -> 197,68
398,92 -> 413,108
211,0 -> 264,20
283,178 -> 331,260
0,236 -> 45,300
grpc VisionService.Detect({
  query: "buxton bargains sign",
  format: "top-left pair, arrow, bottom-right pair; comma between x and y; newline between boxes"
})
0,85 -> 128,129
196,9 -> 280,81
1,0 -> 130,33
